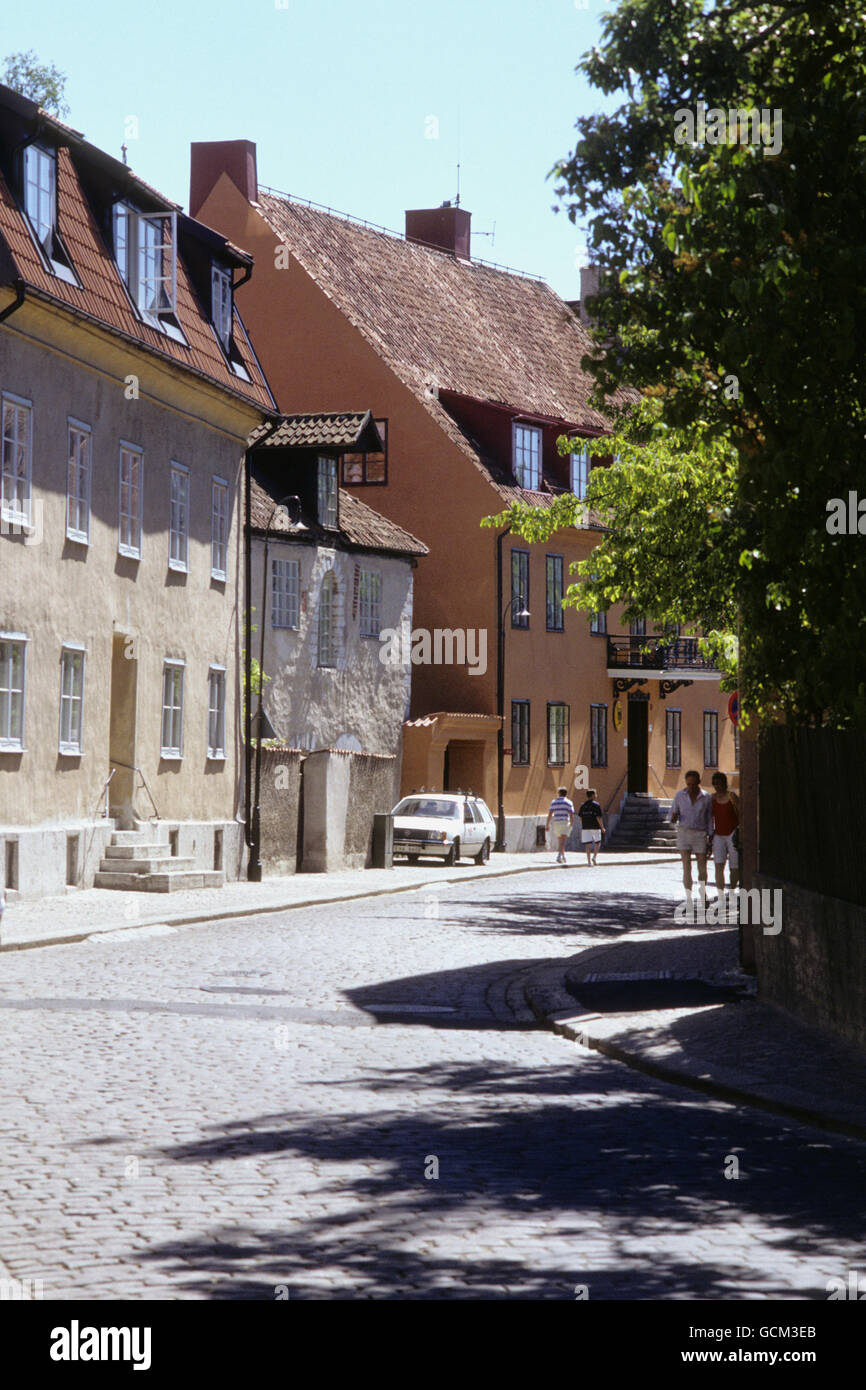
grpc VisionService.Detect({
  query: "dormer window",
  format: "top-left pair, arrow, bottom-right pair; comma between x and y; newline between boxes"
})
317,455 -> 338,528
22,143 -> 76,285
211,264 -> 232,352
113,203 -> 184,342
513,423 -> 541,491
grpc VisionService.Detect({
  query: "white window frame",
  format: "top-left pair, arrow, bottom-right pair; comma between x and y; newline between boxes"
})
118,442 -> 143,559
207,665 -> 226,760
317,571 -> 339,668
59,643 -> 86,755
211,476 -> 229,580
665,708 -> 682,769
0,633 -> 28,751
24,142 -> 55,250
211,263 -> 233,351
547,702 -> 569,766
359,568 -> 382,638
160,660 -> 185,759
66,418 -> 91,544
113,203 -> 180,336
590,702 -> 608,767
513,422 -> 542,491
703,710 -> 719,768
271,556 -> 300,630
571,447 -> 591,499
169,462 -> 190,572
317,455 -> 339,528
1,393 -> 33,528
590,609 -> 607,635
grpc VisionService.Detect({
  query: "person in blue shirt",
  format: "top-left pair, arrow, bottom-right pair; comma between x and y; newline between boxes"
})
546,787 -> 575,865
577,789 -> 606,866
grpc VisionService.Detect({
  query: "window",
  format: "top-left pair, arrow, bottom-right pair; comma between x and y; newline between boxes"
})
342,419 -> 388,485
118,444 -> 142,558
169,463 -> 190,571
161,661 -> 184,757
511,550 -> 529,627
317,455 -> 338,528
513,423 -> 541,491
207,666 -> 226,759
1,395 -> 32,526
23,144 -> 76,283
547,702 -> 569,765
665,708 -> 682,768
24,143 -> 54,248
211,264 -> 233,351
318,571 -> 339,667
359,568 -> 382,637
0,635 -> 27,750
66,420 -> 91,543
272,557 -> 300,629
630,618 -> 647,637
211,477 -> 229,579
113,203 -> 181,336
590,610 -> 607,635
546,555 -> 564,632
590,703 -> 608,767
571,446 -> 591,499
704,710 -> 719,767
511,700 -> 530,765
59,646 -> 85,754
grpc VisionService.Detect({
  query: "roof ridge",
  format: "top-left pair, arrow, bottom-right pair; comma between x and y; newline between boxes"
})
257,185 -> 545,282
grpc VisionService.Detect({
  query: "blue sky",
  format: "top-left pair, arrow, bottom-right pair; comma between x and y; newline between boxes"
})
4,0 -> 617,297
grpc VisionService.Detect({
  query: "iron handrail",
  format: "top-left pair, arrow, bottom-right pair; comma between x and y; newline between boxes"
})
606,634 -> 719,672
108,759 -> 160,820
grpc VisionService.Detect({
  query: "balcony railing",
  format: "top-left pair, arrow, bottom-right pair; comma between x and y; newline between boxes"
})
606,635 -> 719,673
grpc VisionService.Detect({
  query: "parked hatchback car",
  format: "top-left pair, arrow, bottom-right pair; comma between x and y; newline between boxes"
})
391,793 -> 496,865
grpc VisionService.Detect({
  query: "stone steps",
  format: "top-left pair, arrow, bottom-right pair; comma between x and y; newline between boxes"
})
607,793 -> 678,852
93,826 -> 223,893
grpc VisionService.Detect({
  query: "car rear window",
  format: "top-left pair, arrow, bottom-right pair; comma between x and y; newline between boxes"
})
394,798 -> 460,819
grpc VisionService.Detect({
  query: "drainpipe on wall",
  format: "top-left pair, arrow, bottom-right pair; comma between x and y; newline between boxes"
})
495,524 -> 510,851
0,279 -> 26,323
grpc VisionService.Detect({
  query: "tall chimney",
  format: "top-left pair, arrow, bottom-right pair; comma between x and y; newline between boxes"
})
190,140 -> 257,219
578,264 -> 600,325
405,203 -> 471,260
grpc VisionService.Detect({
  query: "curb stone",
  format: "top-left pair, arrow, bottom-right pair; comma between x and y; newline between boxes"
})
523,948 -> 866,1143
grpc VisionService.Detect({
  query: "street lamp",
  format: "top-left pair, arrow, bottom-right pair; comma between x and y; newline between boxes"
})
495,527 -> 530,852
247,495 -> 294,881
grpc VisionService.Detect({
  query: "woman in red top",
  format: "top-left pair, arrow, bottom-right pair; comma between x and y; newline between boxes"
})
710,771 -> 740,894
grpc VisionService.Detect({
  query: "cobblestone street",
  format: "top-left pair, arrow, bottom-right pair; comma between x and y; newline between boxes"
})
1,860 -> 864,1300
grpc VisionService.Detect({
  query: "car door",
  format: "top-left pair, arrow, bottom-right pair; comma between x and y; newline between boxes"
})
462,800 -> 478,852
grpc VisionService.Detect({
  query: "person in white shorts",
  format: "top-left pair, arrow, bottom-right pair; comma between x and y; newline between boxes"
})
670,770 -> 713,899
710,770 -> 740,894
546,787 -> 575,864
577,789 -> 605,865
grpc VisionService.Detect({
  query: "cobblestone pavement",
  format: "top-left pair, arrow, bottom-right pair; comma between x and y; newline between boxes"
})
1,860 -> 864,1300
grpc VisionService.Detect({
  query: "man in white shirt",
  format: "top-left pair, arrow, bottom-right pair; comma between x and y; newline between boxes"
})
670,770 -> 713,899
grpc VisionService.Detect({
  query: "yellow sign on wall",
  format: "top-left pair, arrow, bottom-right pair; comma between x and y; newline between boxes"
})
612,699 -> 623,731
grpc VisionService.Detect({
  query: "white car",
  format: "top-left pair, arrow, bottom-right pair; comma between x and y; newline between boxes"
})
391,793 -> 496,865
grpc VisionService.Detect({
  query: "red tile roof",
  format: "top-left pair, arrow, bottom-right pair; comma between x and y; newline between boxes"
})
249,411 -> 379,450
0,99 -> 274,413
249,476 -> 427,557
257,192 -> 633,487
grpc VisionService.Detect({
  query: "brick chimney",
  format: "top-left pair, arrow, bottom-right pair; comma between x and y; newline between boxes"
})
190,140 -> 257,219
405,202 -> 471,260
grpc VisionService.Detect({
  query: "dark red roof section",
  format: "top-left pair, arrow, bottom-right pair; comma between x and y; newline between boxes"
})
0,122 -> 274,412
249,476 -> 427,557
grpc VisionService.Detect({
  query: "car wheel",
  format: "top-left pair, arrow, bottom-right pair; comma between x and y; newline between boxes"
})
474,838 -> 490,865
445,838 -> 460,866
407,854 -> 420,864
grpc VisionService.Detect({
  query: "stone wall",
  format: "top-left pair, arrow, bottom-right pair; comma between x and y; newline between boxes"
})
257,747 -> 302,875
753,873 -> 866,1050
346,752 -> 400,865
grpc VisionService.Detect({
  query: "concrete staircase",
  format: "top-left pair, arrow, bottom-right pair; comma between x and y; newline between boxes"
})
607,794 -> 677,853
93,826 -> 224,892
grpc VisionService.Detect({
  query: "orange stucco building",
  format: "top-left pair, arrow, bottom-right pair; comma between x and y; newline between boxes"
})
189,142 -> 735,847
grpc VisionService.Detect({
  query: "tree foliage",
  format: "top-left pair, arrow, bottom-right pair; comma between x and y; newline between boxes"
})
546,1 -> 866,726
2,51 -> 69,117
483,401 -> 740,681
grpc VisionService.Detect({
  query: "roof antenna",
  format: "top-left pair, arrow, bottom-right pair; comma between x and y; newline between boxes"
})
121,142 -> 128,166
455,160 -> 461,208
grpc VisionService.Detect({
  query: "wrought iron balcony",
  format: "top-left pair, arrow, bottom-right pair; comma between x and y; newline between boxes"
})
606,634 -> 720,676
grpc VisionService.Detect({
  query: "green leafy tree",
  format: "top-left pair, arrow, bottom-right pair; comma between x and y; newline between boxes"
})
545,0 -> 866,726
2,51 -> 69,117
483,401 -> 740,682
